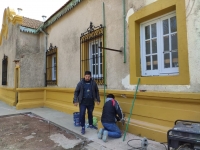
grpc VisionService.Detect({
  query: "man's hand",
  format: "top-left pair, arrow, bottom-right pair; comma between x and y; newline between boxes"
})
74,103 -> 78,106
121,118 -> 125,125
96,102 -> 100,105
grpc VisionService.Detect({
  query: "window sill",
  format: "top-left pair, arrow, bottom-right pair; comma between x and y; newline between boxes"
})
131,75 -> 189,85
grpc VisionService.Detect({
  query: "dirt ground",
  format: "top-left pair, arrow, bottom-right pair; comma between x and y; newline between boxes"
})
0,113 -> 85,150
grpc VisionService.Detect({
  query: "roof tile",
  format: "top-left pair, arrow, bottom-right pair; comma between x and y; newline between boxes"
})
21,17 -> 43,29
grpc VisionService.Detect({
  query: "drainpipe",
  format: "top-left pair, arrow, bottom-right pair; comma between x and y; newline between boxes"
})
123,0 -> 127,63
103,2 -> 107,103
40,28 -> 48,87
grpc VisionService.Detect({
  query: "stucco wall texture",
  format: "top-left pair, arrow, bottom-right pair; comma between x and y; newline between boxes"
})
46,0 -> 129,89
0,21 -> 45,88
1,0 -> 199,92
17,32 -> 45,88
45,0 -> 200,92
0,23 -> 17,88
123,0 -> 200,92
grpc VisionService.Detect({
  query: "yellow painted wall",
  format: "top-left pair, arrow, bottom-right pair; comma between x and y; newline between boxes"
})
1,87 -> 199,142
16,88 -> 44,109
0,87 -> 16,106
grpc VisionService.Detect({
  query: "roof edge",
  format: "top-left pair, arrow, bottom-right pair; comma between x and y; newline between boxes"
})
20,26 -> 37,34
35,0 -> 83,33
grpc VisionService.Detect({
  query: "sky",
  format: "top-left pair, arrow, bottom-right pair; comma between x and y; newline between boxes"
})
0,0 -> 69,30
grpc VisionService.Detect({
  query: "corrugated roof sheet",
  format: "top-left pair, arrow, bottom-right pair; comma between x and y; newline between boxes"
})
21,17 -> 43,29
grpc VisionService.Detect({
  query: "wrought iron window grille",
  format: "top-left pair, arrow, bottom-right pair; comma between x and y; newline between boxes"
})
80,22 -> 104,85
2,54 -> 8,85
46,43 -> 57,85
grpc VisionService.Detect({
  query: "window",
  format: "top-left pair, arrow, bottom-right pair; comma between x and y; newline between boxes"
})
80,22 -> 104,85
46,43 -> 57,85
52,55 -> 56,80
89,40 -> 103,78
129,0 -> 189,85
2,55 -> 8,85
140,12 -> 178,76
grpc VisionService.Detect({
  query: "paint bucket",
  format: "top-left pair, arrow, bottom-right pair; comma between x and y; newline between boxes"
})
73,112 -> 80,127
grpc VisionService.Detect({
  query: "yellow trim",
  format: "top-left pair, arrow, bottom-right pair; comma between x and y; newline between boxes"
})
16,88 -> 44,109
0,87 -> 196,142
0,87 -> 16,106
0,7 -> 23,45
129,0 -> 189,85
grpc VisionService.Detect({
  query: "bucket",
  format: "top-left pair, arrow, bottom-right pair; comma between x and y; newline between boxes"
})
73,112 -> 80,127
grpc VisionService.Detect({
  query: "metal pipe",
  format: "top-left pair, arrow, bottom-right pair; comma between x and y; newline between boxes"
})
98,47 -> 122,52
123,0 -> 127,63
123,78 -> 140,141
40,28 -> 48,87
103,2 -> 107,103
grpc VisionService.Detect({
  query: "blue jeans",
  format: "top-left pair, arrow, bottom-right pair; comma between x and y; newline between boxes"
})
102,123 -> 121,138
80,104 -> 94,127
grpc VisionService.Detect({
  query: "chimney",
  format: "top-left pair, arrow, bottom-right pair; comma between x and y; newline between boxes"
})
17,8 -> 22,15
42,15 -> 47,22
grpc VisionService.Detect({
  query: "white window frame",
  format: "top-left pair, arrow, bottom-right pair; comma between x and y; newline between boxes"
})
140,11 -> 179,77
52,54 -> 56,80
89,39 -> 103,79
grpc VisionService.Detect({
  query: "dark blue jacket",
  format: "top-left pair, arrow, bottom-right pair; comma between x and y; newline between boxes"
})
101,98 -> 123,123
73,79 -> 100,104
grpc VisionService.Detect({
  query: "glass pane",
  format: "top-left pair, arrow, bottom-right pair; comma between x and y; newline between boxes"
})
146,56 -> 151,70
151,23 -> 157,38
100,64 -> 102,74
54,69 -> 56,78
93,65 -> 95,75
146,41 -> 150,54
145,25 -> 150,39
164,53 -> 170,68
171,33 -> 177,50
170,16 -> 177,33
152,55 -> 158,70
95,44 -> 98,53
96,53 -> 98,64
163,19 -> 169,35
96,64 -> 99,74
92,45 -> 95,53
93,55 -> 95,64
152,39 -> 157,53
172,52 -> 178,67
163,36 -> 169,51
100,52 -> 102,63
54,57 -> 56,66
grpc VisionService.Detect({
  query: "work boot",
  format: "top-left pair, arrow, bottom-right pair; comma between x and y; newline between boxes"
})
81,127 -> 85,134
102,130 -> 108,142
88,125 -> 98,130
97,128 -> 104,139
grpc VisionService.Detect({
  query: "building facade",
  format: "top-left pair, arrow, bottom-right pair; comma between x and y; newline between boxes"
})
0,0 -> 199,142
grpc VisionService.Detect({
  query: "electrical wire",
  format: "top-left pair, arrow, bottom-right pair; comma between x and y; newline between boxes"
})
127,139 -> 143,150
160,142 -> 168,150
176,143 -> 191,150
127,138 -> 168,150
186,0 -> 195,18
186,0 -> 191,11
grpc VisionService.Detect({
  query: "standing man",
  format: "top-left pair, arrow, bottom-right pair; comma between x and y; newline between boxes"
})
98,94 -> 124,142
73,71 -> 100,134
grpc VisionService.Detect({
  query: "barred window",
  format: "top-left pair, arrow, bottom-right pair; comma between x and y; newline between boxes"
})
80,22 -> 104,85
46,43 -> 57,85
2,55 -> 8,85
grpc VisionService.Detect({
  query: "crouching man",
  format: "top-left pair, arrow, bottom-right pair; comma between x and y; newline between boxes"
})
98,94 -> 124,142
